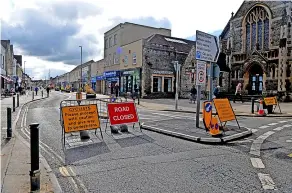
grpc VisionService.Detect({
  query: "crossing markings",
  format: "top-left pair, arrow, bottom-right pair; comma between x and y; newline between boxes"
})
258,173 -> 276,190
273,127 -> 283,131
278,120 -> 288,123
259,125 -> 269,129
267,122 -> 278,126
250,158 -> 265,169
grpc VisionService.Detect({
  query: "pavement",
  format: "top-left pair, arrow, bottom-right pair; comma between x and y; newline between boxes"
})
18,90 -> 292,192
1,90 -> 59,193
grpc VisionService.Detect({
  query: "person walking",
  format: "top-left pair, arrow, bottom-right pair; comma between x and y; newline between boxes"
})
234,82 -> 243,103
190,85 -> 197,103
114,83 -> 119,98
46,86 -> 50,96
35,87 -> 39,96
213,86 -> 220,99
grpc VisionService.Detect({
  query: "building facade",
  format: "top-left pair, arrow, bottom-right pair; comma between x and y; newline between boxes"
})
219,0 -> 292,98
90,59 -> 105,93
1,44 -> 7,89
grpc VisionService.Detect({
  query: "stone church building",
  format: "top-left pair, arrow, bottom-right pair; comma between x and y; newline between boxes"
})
219,0 -> 292,97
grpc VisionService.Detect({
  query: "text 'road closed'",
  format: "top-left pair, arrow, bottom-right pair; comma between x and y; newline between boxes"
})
107,102 -> 139,125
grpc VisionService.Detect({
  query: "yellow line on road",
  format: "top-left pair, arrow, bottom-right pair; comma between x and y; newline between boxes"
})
288,153 -> 292,158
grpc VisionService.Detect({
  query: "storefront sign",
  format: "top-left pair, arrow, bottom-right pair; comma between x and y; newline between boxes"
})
121,70 -> 135,76
152,70 -> 173,75
96,75 -> 104,81
107,102 -> 139,125
104,71 -> 120,78
91,77 -> 96,83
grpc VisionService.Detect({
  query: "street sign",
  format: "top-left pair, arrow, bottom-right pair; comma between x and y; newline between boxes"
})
213,98 -> 236,122
195,30 -> 220,63
62,104 -> 100,133
196,61 -> 206,86
107,102 -> 139,125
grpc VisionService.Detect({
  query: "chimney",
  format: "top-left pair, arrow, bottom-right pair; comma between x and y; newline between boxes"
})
231,12 -> 234,18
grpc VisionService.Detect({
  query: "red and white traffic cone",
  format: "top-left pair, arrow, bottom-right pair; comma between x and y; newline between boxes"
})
258,99 -> 265,116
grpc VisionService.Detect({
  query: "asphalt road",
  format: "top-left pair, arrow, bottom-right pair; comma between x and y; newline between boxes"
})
18,91 -> 292,193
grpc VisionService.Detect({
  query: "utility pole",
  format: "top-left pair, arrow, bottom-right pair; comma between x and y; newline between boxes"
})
23,61 -> 26,89
173,61 -> 180,110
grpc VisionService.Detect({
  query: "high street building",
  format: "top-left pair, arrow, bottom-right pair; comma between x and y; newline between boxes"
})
219,0 -> 292,98
103,22 -> 171,95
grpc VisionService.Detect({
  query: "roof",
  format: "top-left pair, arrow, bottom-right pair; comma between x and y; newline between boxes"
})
14,55 -> 22,66
104,22 -> 171,35
146,34 -> 196,54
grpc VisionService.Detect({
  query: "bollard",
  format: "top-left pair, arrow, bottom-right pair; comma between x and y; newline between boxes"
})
41,90 -> 43,98
29,123 -> 40,192
47,91 -> 49,98
7,108 -> 12,139
13,96 -> 15,112
251,97 -> 255,114
17,94 -> 20,107
32,92 -> 34,100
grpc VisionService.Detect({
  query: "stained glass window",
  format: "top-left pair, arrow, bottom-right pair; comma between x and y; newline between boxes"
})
264,19 -> 269,50
246,24 -> 251,51
245,6 -> 269,52
251,23 -> 256,49
257,21 -> 263,49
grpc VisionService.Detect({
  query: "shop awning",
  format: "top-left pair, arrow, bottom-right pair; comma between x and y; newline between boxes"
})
1,75 -> 14,82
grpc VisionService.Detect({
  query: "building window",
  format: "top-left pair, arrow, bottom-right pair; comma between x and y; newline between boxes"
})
105,39 -> 108,49
164,77 -> 172,92
123,55 -> 128,65
109,54 -> 112,65
1,55 -> 4,69
109,37 -> 112,47
245,6 -> 270,51
114,34 -> 117,45
153,76 -> 162,92
132,52 -> 137,64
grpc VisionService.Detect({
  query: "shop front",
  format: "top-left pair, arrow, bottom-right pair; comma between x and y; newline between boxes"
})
151,70 -> 174,93
120,68 -> 141,94
103,71 -> 120,95
95,75 -> 104,94
91,76 -> 96,91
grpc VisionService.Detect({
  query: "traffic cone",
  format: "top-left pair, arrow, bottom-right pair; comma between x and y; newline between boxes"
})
258,99 -> 265,116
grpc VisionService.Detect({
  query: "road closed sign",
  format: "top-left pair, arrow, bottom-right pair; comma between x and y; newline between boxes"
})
107,102 -> 139,125
196,61 -> 207,86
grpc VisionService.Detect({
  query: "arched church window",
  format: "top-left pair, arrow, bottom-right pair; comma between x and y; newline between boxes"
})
245,6 -> 270,51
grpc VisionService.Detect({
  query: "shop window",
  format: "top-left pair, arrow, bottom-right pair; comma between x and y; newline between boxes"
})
153,76 -> 162,92
164,77 -> 172,92
132,52 -> 137,64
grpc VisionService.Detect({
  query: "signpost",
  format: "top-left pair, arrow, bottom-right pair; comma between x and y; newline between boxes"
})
195,61 -> 206,127
196,30 -> 220,101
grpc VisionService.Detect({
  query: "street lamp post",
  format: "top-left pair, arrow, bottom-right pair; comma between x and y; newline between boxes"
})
23,61 -> 26,89
173,61 -> 181,110
79,46 -> 82,92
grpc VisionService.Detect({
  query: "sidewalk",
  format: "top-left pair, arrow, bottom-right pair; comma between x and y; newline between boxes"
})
1,90 -> 57,192
138,98 -> 292,117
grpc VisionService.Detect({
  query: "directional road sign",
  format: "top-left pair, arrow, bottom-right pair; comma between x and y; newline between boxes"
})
195,30 -> 220,63
196,61 -> 206,86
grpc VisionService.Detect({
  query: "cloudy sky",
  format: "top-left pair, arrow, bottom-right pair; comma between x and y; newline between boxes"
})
1,0 -> 243,80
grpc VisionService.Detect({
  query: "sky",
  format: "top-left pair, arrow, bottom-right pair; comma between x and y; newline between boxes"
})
0,0 -> 243,80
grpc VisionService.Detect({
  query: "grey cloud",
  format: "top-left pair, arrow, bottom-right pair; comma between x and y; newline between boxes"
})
1,1 -> 102,65
100,16 -> 172,34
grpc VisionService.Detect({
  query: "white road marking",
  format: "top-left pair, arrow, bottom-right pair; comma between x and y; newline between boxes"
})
278,120 -> 288,123
259,125 -> 269,129
257,173 -> 276,190
282,124 -> 292,128
250,131 -> 274,156
273,127 -> 283,131
2,127 -> 7,130
250,158 -> 265,168
151,112 -> 196,119
267,122 -> 278,126
286,140 -> 292,143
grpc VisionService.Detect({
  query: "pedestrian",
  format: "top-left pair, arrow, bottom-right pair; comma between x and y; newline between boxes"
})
213,86 -> 220,99
190,85 -> 197,103
46,86 -> 50,95
234,82 -> 243,103
35,87 -> 39,96
114,83 -> 119,98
